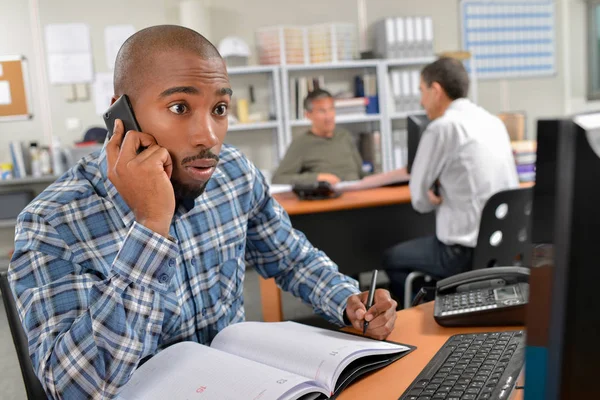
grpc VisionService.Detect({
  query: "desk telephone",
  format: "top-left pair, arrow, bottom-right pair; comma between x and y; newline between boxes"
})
434,266 -> 530,327
292,181 -> 340,200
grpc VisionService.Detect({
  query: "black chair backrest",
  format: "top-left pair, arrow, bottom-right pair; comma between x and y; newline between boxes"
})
0,271 -> 48,399
472,187 -> 534,269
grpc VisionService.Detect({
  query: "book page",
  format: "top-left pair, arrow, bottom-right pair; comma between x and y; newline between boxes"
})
211,322 -> 410,393
117,342 -> 328,400
334,168 -> 410,193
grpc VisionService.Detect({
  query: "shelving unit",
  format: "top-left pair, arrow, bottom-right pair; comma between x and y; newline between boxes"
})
280,58 -> 438,172
0,176 -> 58,187
225,65 -> 285,171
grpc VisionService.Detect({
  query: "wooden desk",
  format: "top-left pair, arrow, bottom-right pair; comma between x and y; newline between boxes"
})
261,186 -> 436,322
272,186 -> 413,215
260,183 -> 534,322
338,302 -> 525,400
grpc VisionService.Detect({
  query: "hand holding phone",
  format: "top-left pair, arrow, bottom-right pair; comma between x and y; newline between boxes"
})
105,116 -> 175,239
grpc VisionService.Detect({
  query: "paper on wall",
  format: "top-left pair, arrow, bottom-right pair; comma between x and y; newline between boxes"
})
93,72 -> 114,116
48,53 -> 94,84
104,25 -> 135,70
45,23 -> 94,84
45,23 -> 91,54
0,81 -> 12,105
0,64 -> 3,77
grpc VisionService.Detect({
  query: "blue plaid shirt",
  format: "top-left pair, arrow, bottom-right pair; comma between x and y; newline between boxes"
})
8,144 -> 359,399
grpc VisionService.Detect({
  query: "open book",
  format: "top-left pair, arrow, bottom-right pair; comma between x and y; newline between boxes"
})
118,321 -> 415,400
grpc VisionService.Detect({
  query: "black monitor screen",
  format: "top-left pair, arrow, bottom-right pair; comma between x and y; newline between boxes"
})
531,119 -> 560,246
407,114 -> 430,173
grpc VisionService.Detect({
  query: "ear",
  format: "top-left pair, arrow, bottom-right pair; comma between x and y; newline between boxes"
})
304,110 -> 312,120
110,95 -> 119,105
431,82 -> 444,97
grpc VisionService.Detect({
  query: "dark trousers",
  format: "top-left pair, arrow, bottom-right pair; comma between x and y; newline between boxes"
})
383,236 -> 474,307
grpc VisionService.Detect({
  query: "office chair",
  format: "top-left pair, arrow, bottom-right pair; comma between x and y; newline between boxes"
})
0,271 -> 48,399
404,186 -> 534,307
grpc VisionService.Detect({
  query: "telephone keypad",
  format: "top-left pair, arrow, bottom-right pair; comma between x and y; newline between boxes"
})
440,290 -> 500,316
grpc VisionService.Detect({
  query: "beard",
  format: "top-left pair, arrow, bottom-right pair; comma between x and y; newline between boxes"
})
171,177 -> 209,201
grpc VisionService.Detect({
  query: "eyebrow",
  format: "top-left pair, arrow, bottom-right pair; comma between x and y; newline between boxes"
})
220,87 -> 233,97
159,86 -> 200,98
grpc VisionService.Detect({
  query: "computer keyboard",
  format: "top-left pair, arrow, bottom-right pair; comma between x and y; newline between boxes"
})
399,331 -> 525,400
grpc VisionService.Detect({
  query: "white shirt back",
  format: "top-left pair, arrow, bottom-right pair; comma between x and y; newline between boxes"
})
409,98 -> 519,247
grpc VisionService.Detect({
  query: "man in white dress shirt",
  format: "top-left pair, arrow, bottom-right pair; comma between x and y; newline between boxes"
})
383,57 -> 519,306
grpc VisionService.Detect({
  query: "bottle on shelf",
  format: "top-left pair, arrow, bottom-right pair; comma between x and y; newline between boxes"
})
29,142 -> 42,178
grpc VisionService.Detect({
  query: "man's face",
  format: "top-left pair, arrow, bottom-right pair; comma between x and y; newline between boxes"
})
306,97 -> 336,136
129,51 -> 231,200
419,77 -> 441,120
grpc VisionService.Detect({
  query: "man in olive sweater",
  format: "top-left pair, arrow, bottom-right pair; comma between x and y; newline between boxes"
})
272,89 -> 366,185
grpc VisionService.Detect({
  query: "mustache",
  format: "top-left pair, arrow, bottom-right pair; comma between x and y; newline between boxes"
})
181,149 -> 220,165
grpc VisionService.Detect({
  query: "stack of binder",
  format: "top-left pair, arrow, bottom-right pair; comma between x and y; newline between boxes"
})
511,140 -> 537,182
374,16 -> 435,59
388,68 -> 422,114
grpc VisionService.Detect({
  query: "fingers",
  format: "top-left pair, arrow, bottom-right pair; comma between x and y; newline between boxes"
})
364,289 -> 398,340
106,119 -> 125,168
345,295 -> 367,331
120,130 -> 158,160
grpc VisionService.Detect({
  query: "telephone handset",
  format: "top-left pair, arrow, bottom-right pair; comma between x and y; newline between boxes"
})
433,266 -> 530,327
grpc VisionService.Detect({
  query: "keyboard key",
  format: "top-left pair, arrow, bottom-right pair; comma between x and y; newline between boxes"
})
415,380 -> 430,388
405,397 -> 418,400
409,389 -> 424,396
466,388 -> 480,394
433,393 -> 448,399
422,389 -> 436,396
461,395 -> 477,400
417,397 -> 431,400
480,393 -> 492,399
449,390 -> 464,397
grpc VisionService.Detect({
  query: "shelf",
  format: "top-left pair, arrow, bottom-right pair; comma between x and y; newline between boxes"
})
384,57 -> 437,68
228,121 -> 279,132
284,60 -> 380,72
227,65 -> 278,75
0,176 -> 58,187
0,219 -> 16,229
290,114 -> 381,127
390,110 -> 427,120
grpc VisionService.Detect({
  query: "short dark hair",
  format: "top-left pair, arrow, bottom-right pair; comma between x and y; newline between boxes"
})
114,25 -> 222,98
304,89 -> 333,112
421,57 -> 470,100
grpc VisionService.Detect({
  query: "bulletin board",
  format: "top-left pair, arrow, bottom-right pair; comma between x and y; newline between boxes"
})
0,55 -> 33,121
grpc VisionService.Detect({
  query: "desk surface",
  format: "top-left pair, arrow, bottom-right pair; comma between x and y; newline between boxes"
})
273,186 -> 411,216
273,182 -> 534,216
338,302 -> 524,400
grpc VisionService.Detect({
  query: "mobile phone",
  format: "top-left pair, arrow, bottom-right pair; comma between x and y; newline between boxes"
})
103,94 -> 142,138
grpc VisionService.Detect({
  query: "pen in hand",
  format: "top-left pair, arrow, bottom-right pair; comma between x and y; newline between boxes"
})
363,269 -> 378,335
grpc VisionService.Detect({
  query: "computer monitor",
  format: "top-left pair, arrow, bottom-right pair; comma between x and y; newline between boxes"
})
525,114 -> 600,400
406,114 -> 429,173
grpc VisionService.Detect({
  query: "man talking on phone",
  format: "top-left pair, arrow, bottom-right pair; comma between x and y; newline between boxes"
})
7,25 -> 397,399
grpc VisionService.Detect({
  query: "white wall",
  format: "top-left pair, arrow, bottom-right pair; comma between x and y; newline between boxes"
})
1,0 -> 571,166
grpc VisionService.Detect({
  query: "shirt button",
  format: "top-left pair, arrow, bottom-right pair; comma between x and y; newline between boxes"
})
168,259 -> 175,268
191,259 -> 197,267
158,274 -> 169,283
202,308 -> 207,316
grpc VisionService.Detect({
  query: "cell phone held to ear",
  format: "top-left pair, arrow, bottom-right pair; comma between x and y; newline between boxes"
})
103,94 -> 142,138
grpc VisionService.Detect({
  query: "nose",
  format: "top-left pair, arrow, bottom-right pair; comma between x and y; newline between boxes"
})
189,113 -> 219,149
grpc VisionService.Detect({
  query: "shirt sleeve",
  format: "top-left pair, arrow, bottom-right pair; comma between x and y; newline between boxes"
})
244,167 -> 360,325
409,121 -> 453,213
271,136 -> 319,185
8,212 -> 179,399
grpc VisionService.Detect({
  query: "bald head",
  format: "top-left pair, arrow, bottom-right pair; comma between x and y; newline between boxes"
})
114,25 -> 223,98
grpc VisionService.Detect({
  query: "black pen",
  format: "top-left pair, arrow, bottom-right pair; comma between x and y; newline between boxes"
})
363,269 -> 378,335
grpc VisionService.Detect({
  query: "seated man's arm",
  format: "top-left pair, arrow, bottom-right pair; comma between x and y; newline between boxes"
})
9,214 -> 179,399
409,122 -> 452,213
271,138 -> 318,185
245,167 -> 360,325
